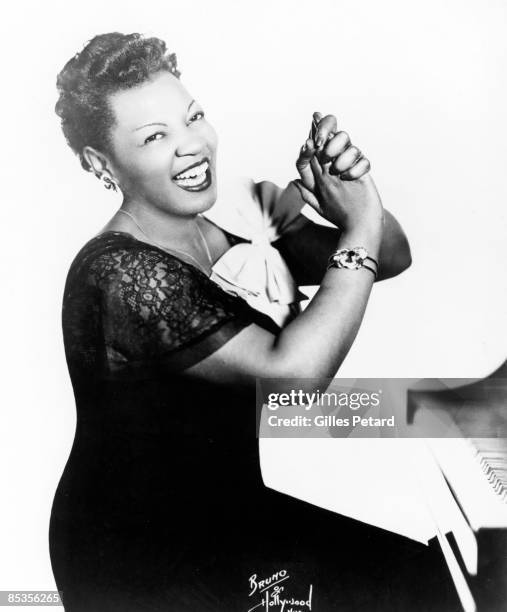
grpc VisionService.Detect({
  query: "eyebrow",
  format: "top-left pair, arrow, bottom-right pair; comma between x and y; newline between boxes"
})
133,122 -> 167,132
133,100 -> 197,132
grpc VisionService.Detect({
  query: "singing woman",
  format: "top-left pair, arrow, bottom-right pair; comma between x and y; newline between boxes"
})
50,31 -> 457,612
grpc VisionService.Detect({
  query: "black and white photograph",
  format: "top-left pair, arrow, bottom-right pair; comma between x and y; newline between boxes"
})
1,1 -> 506,610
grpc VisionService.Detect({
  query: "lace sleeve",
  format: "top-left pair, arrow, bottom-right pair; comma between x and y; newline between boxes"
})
89,244 -> 264,376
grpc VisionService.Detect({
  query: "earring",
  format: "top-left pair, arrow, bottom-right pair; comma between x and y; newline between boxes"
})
96,172 -> 118,192
103,175 -> 118,191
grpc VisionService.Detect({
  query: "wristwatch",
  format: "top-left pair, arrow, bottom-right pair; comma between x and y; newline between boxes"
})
327,247 -> 378,278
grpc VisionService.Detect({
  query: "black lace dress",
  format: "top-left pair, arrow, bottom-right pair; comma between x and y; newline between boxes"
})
49,231 -> 459,612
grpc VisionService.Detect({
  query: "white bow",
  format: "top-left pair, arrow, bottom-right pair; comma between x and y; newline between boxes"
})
203,177 -> 303,326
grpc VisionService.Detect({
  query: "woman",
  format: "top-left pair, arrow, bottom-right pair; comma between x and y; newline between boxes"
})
50,32 -> 458,611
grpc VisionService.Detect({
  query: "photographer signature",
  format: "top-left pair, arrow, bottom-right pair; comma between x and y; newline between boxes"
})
247,569 -> 313,612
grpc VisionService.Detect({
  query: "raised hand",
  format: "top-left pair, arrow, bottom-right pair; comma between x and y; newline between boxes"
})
295,112 -> 383,232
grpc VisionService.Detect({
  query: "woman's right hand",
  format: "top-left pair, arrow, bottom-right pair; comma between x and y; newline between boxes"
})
295,113 -> 384,233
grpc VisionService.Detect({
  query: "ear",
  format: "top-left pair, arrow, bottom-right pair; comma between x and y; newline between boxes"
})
82,146 -> 116,179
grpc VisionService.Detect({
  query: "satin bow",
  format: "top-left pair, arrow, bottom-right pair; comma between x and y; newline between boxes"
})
203,177 -> 305,326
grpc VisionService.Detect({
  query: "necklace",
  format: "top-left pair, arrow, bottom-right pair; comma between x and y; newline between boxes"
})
118,209 -> 213,277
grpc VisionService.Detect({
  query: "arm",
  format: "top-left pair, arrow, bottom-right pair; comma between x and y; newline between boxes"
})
285,112 -> 411,283
185,217 -> 381,384
378,209 -> 412,279
273,206 -> 411,285
109,117 -> 386,392
185,129 -> 384,387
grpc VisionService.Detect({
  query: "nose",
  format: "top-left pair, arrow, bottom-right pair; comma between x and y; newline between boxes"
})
174,128 -> 207,158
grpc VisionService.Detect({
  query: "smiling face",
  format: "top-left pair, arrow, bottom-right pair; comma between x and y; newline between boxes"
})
104,71 -> 218,216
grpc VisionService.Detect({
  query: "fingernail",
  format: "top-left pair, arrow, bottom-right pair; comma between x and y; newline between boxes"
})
301,143 -> 307,152
316,137 -> 324,148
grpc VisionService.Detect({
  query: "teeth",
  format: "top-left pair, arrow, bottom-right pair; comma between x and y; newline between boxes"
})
174,171 -> 207,188
174,160 -> 208,181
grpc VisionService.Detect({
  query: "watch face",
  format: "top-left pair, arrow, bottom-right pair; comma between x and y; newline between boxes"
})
332,247 -> 368,269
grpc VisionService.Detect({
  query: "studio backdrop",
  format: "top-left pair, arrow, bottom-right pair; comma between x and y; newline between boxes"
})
1,0 -> 506,602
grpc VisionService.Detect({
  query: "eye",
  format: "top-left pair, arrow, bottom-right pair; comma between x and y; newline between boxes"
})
144,132 -> 164,145
189,111 -> 205,123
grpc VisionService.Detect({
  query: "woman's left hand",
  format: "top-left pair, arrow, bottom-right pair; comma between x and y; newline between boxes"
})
295,112 -> 371,210
294,112 -> 412,280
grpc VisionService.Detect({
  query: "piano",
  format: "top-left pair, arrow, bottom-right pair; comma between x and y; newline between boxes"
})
258,361 -> 507,611
407,359 -> 507,612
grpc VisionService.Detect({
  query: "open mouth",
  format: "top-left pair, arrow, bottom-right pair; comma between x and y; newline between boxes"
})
172,158 -> 212,192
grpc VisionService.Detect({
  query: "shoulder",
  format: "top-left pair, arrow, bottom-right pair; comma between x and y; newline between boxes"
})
68,232 -> 247,315
64,233 -> 225,321
66,232 -> 194,289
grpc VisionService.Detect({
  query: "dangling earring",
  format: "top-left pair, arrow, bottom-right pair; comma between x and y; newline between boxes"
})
100,174 -> 118,191
95,171 -> 118,192
102,174 -> 118,192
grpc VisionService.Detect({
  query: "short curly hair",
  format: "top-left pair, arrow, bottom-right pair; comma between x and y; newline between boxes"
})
55,32 -> 180,171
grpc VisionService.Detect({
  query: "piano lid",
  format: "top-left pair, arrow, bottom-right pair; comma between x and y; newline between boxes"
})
407,359 -> 507,438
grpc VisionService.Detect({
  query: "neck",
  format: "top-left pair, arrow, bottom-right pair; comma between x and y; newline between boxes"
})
120,196 -> 204,252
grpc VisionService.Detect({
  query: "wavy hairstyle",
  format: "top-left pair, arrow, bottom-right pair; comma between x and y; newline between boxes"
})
55,32 -> 180,171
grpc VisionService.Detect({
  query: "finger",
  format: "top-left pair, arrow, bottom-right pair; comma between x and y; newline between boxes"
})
314,113 -> 338,149
308,112 -> 321,140
309,111 -> 323,136
296,139 -> 315,168
292,179 -> 322,212
331,145 -> 363,175
339,157 -> 371,181
296,139 -> 317,191
322,131 -> 351,161
310,155 -> 329,196
310,155 -> 324,180
296,139 -> 316,170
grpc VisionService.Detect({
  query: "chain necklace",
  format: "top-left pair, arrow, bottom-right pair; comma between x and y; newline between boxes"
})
118,209 -> 213,277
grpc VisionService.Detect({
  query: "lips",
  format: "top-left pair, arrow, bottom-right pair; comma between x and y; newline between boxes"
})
172,158 -> 212,192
